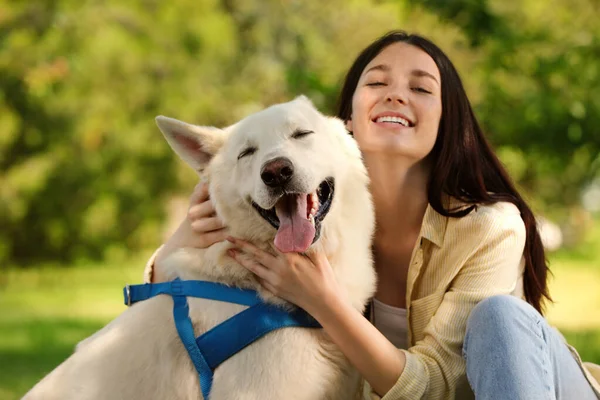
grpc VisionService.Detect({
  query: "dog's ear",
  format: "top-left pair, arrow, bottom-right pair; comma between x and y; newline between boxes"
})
155,116 -> 225,172
294,95 -> 314,108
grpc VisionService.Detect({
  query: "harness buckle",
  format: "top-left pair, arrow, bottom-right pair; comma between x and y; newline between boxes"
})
125,284 -> 131,306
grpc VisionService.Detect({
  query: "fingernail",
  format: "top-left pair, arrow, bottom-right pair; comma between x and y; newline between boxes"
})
226,236 -> 235,243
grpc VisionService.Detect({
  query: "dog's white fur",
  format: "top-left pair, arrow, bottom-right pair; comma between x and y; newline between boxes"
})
24,96 -> 376,400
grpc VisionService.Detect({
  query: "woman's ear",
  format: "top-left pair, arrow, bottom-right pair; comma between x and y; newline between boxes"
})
345,118 -> 353,132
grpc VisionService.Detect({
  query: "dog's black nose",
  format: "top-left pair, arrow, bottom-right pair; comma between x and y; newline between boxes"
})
261,157 -> 294,188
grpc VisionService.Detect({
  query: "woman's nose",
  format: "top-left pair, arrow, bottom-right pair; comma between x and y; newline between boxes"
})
385,87 -> 408,104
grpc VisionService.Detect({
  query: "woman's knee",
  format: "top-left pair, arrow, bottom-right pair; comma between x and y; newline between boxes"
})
466,295 -> 533,335
464,294 -> 540,360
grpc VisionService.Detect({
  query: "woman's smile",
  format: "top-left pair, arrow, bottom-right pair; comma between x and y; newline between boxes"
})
371,111 -> 415,131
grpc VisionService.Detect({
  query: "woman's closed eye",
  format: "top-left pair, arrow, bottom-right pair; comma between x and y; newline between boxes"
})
366,81 -> 386,87
412,86 -> 432,94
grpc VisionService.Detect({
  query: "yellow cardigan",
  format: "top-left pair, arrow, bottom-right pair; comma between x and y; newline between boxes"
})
366,201 -> 600,400
144,201 -> 600,400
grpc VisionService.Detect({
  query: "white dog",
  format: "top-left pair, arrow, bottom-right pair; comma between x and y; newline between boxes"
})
24,96 -> 376,400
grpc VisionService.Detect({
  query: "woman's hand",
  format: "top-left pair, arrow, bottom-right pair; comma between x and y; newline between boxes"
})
152,182 -> 228,282
226,237 -> 347,315
186,182 -> 229,246
227,237 -> 405,395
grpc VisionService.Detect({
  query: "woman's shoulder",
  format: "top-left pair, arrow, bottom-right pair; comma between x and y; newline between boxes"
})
444,198 -> 525,240
473,200 -> 522,218
444,196 -> 522,219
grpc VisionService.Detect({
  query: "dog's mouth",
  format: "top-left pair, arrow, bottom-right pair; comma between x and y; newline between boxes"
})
251,178 -> 335,253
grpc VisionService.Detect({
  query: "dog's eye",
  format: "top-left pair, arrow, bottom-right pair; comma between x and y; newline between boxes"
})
238,147 -> 257,160
292,129 -> 314,139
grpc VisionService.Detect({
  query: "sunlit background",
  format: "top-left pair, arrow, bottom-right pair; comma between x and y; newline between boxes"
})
1,0 -> 599,398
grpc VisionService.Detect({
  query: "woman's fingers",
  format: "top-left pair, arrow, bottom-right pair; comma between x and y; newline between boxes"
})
226,237 -> 277,265
226,236 -> 277,265
227,240 -> 283,295
305,251 -> 328,267
226,240 -> 337,310
186,182 -> 228,244
188,200 -> 217,220
190,216 -> 226,233
257,278 -> 278,296
228,249 -> 277,283
194,228 -> 229,249
189,182 -> 209,205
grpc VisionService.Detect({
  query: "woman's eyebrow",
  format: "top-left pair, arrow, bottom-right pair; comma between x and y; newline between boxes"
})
364,64 -> 389,74
412,69 -> 439,85
364,65 -> 439,85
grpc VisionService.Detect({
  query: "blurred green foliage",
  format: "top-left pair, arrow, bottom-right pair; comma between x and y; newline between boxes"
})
1,0 -> 599,266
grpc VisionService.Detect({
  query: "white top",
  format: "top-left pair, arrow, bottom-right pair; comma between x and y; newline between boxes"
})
372,298 -> 409,350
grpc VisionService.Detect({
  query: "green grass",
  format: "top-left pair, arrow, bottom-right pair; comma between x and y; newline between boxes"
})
0,253 -> 148,399
1,247 -> 599,399
544,237 -> 600,371
546,220 -> 600,332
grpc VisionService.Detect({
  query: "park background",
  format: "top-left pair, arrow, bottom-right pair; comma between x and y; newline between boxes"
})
1,0 -> 599,398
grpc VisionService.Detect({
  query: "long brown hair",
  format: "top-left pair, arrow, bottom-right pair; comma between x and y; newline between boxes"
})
337,31 -> 551,314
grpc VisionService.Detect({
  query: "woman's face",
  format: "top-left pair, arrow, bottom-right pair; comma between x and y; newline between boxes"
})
347,42 -> 442,163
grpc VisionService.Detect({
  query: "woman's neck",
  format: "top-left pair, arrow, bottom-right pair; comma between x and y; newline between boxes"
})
363,153 -> 430,243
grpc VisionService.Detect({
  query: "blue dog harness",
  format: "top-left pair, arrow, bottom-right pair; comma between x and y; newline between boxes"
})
123,279 -> 321,399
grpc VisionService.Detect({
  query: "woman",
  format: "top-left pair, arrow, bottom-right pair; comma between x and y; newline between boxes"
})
147,31 -> 600,399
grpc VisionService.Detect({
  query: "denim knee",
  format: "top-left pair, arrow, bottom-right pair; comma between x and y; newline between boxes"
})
467,295 -> 526,334
463,295 -> 541,358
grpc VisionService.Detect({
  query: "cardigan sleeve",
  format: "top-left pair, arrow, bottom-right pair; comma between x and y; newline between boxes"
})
377,206 -> 526,400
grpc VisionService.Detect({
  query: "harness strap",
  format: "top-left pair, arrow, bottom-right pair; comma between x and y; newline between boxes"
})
125,280 -> 261,307
196,302 -> 321,370
172,294 -> 214,399
123,280 -> 321,400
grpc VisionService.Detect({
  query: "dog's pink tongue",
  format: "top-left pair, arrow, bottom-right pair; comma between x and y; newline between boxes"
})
274,194 -> 315,253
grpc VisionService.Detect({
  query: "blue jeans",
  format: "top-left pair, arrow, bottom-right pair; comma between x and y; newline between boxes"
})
463,295 -> 598,400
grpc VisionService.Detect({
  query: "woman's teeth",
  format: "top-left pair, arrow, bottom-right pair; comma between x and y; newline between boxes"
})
375,116 -> 410,127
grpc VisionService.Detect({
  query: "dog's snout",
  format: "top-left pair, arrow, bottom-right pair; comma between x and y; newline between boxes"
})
261,157 -> 294,188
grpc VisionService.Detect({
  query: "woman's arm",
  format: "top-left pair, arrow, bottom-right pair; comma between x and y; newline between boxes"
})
311,285 -> 406,396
